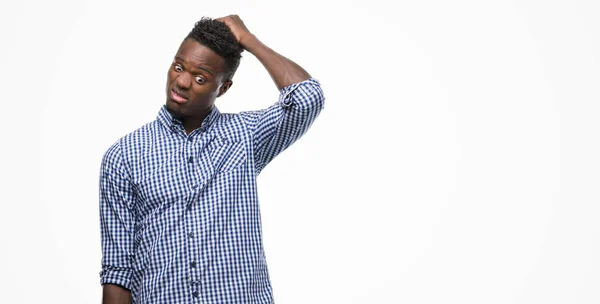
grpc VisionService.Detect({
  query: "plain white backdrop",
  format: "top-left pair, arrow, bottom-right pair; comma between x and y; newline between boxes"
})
1,0 -> 599,303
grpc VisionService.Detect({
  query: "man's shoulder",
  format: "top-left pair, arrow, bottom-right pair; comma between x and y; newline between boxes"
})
103,120 -> 160,157
122,120 -> 159,143
212,111 -> 254,141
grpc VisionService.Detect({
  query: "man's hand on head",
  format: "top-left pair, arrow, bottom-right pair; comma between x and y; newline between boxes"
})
215,14 -> 311,90
216,15 -> 254,48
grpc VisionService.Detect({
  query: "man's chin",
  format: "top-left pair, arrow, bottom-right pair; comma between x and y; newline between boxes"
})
166,101 -> 185,118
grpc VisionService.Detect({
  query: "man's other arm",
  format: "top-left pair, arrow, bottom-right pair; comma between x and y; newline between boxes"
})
99,142 -> 136,304
103,284 -> 132,304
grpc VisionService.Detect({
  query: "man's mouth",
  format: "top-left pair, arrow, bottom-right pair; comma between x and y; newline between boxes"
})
170,89 -> 188,103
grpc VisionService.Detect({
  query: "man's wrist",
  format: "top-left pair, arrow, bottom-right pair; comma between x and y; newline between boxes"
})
240,34 -> 262,54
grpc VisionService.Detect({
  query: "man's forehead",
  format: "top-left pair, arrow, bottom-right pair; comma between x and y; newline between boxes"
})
176,39 -> 224,71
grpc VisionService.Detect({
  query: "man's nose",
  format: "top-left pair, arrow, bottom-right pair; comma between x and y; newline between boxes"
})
176,73 -> 192,89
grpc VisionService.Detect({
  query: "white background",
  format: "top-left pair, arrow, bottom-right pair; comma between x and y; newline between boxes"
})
1,0 -> 599,303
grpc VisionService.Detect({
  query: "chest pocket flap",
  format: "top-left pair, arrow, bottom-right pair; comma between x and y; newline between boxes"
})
208,135 -> 247,173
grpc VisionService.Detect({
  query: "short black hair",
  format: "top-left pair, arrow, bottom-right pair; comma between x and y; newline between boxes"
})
186,17 -> 243,80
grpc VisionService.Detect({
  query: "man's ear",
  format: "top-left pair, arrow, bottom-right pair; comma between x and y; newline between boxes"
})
217,80 -> 233,97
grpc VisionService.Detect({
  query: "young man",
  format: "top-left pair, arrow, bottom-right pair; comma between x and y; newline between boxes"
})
99,15 -> 324,304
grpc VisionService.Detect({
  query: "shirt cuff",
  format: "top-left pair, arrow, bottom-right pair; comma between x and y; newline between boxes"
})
279,78 -> 324,109
99,265 -> 132,290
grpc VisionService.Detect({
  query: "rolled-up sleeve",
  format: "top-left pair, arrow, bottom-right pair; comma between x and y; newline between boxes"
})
99,141 -> 136,290
241,78 -> 325,173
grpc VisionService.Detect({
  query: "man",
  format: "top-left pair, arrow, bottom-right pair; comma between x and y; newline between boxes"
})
99,15 -> 324,304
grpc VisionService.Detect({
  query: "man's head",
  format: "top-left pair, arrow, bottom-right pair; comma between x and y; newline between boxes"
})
166,17 -> 243,119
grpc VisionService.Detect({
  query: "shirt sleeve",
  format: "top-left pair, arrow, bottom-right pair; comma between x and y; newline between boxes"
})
98,141 -> 136,290
241,78 -> 325,174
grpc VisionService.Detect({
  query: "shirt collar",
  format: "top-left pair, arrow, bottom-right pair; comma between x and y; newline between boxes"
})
157,105 -> 221,132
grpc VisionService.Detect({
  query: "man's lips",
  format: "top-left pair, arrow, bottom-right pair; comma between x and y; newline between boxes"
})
170,90 -> 188,103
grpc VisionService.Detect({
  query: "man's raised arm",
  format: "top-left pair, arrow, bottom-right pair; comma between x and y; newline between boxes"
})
216,15 -> 312,90
217,15 -> 325,173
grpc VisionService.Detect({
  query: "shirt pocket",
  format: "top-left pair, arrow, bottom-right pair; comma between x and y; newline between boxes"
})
208,136 -> 247,173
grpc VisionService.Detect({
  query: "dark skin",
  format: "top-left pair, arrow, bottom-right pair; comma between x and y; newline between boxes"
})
216,15 -> 311,91
165,38 -> 232,134
102,284 -> 131,304
102,15 -> 311,304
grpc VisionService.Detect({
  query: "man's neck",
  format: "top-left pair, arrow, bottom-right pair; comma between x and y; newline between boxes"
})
181,110 -> 210,135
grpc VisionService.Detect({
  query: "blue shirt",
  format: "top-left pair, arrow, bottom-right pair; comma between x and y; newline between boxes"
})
99,78 -> 324,303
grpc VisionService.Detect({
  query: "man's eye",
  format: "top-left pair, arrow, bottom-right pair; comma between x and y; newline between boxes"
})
174,65 -> 183,72
195,76 -> 205,84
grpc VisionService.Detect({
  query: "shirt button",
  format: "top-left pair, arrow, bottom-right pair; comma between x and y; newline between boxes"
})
192,291 -> 199,298
187,137 -> 193,142
191,261 -> 197,268
189,232 -> 194,238
188,156 -> 193,163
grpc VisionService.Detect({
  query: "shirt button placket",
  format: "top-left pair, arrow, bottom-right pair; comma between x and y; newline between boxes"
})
186,129 -> 203,302
186,198 -> 199,296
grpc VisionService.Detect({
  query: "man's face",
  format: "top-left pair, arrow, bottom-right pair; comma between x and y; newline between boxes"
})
165,38 -> 231,119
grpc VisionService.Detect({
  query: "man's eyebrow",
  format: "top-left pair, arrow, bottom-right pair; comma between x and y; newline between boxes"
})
174,56 -> 215,76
